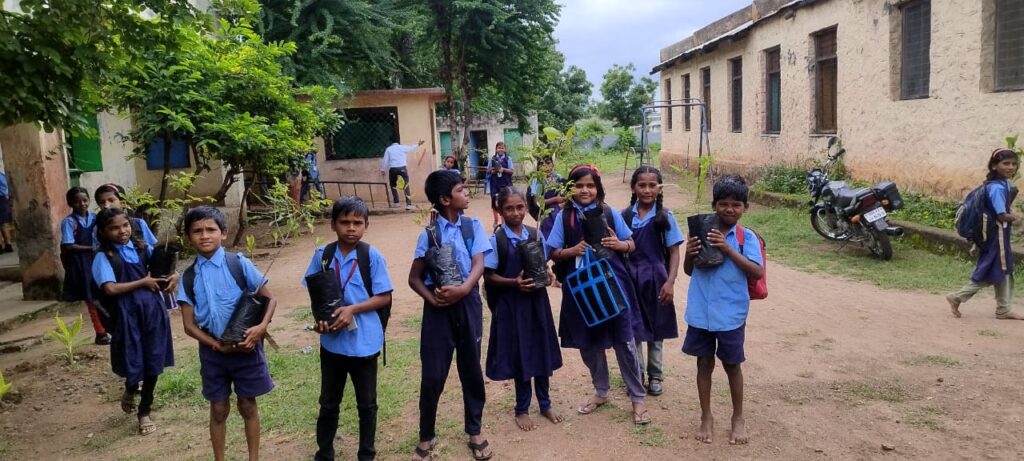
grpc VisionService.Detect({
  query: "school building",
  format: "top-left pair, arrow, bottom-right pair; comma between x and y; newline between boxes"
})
652,0 -> 1024,199
436,113 -> 539,180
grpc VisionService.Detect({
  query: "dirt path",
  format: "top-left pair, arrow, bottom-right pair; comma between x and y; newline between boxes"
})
2,173 -> 1024,460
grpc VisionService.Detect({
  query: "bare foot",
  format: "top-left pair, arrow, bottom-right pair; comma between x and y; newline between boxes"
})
946,295 -> 962,318
541,408 -> 564,424
515,413 -> 536,431
996,311 -> 1024,320
729,415 -> 748,445
695,414 -> 714,443
577,396 -> 608,415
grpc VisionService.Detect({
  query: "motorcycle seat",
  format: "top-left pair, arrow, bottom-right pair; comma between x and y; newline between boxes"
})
836,187 -> 872,208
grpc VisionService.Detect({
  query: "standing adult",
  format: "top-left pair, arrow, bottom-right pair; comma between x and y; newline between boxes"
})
380,139 -> 425,210
301,150 -> 325,203
0,168 -> 13,253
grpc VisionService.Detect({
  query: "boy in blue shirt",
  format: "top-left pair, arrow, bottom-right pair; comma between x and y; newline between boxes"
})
408,170 -> 494,461
682,176 -> 763,446
302,197 -> 393,461
177,206 -> 277,461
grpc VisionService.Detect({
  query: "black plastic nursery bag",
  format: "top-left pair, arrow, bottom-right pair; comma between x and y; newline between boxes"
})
687,214 -> 725,268
304,270 -> 344,323
425,244 -> 464,287
518,239 -> 550,288
220,292 -> 268,345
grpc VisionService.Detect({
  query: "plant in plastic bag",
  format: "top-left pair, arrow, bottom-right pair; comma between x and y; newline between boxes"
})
45,313 -> 90,365
687,214 -> 725,268
426,244 -> 464,287
518,239 -> 550,288
124,172 -> 212,279
521,126 -> 577,221
220,292 -> 271,345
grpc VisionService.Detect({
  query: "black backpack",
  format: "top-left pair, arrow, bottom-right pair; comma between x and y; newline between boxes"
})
320,241 -> 394,365
93,243 -> 151,334
182,251 -> 249,307
621,206 -> 671,263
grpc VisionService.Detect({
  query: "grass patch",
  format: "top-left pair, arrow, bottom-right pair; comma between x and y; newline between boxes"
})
401,314 -> 422,330
837,380 -> 910,403
630,424 -> 668,447
290,307 -> 313,322
810,338 -> 834,352
903,405 -> 946,431
156,338 -> 420,437
741,207 -> 1021,294
902,354 -> 961,368
977,328 -> 1005,338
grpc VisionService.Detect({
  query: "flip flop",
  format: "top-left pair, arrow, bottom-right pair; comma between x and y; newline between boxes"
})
467,439 -> 493,461
577,398 -> 607,415
633,409 -> 652,425
412,437 -> 437,461
138,416 -> 156,436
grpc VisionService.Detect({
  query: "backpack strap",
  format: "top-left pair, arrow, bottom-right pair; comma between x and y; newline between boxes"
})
321,242 -> 338,273
183,260 -> 197,305
621,208 -> 635,229
736,224 -> 745,252
494,229 -> 510,276
459,216 -> 474,252
356,241 -> 374,297
223,251 -> 248,293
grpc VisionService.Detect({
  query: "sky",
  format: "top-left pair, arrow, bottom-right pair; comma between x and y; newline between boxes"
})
553,0 -> 752,99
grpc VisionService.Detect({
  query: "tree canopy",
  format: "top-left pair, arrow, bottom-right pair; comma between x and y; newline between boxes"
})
598,63 -> 657,128
536,63 -> 593,131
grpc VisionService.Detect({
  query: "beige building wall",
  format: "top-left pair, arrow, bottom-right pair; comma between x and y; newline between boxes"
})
657,0 -> 1024,199
316,89 -> 445,206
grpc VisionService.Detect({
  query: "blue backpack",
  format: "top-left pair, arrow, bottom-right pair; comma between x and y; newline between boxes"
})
955,181 -> 995,245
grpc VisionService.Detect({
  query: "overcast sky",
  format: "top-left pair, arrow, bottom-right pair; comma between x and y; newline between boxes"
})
553,0 -> 751,99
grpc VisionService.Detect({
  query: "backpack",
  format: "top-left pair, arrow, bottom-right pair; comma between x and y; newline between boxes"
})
320,241 -> 393,365
493,225 -> 540,275
736,225 -> 767,300
182,251 -> 249,308
621,206 -> 671,262
955,181 -> 998,245
93,244 -> 151,333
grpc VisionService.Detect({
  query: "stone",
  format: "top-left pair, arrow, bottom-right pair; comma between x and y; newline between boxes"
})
882,444 -> 895,451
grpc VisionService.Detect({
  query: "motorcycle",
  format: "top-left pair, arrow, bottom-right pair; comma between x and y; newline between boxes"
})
805,137 -> 905,260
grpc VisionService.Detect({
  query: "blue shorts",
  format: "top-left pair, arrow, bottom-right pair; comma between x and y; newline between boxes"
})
681,324 -> 746,364
198,342 -> 274,402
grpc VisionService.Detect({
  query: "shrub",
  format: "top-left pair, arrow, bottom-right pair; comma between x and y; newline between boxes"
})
757,164 -> 807,194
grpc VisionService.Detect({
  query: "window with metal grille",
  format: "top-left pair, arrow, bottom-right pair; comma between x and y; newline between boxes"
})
730,57 -> 743,133
329,107 -> 400,160
996,0 -> 1024,91
814,27 -> 838,133
701,67 -> 711,131
901,0 -> 931,99
664,78 -> 673,131
765,47 -> 782,133
683,73 -> 692,131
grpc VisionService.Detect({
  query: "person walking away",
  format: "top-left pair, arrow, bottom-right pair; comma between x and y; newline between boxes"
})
380,139 -> 425,210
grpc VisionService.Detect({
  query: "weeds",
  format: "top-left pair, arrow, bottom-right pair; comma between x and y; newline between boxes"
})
903,405 -> 947,431
45,313 -> 90,365
977,329 -> 1004,338
757,164 -> 807,195
0,370 -> 12,400
902,354 -> 961,368
837,380 -> 909,403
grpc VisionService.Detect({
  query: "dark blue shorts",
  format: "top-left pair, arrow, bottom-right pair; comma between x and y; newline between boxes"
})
681,324 -> 746,364
198,342 -> 274,402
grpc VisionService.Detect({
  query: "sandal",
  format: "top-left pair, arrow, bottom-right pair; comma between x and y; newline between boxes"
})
411,437 -> 437,461
467,439 -> 493,461
138,415 -> 156,435
120,389 -> 137,414
577,397 -> 608,415
633,409 -> 652,426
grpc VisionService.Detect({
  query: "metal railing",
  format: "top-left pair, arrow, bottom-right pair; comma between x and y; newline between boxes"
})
249,180 -> 392,209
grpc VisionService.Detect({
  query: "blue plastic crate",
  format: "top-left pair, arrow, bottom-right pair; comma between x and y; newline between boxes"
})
565,248 -> 630,327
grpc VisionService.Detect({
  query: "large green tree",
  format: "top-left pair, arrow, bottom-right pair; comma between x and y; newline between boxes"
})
598,63 -> 657,128
537,63 -> 592,131
0,0 -> 195,131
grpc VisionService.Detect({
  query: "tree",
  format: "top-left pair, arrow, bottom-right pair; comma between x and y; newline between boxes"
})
0,0 -> 196,131
536,63 -> 592,131
598,63 -> 656,128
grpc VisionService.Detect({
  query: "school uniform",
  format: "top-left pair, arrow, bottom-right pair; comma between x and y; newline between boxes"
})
484,225 -> 562,416
545,203 -> 647,403
528,174 -> 564,238
302,244 -> 393,461
950,179 -> 1018,316
488,155 -> 513,208
413,215 -> 491,442
61,212 -> 105,333
624,204 -> 684,383
682,225 -> 763,364
176,248 -> 274,402
92,217 -> 158,249
92,242 -> 174,416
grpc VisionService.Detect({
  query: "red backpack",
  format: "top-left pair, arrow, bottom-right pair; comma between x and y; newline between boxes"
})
736,225 -> 767,300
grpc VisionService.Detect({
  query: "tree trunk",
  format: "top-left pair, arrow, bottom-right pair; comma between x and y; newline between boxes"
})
213,165 -> 241,205
158,135 -> 172,204
230,177 -> 255,248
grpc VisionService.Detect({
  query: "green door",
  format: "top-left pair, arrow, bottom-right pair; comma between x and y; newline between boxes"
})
439,132 -> 453,157
503,129 -> 522,160
68,114 -> 103,172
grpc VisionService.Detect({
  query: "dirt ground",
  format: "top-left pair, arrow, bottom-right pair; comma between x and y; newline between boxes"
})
2,174 -> 1024,461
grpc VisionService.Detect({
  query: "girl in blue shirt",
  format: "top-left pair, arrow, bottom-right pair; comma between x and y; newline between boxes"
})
947,148 -> 1024,320
60,187 -> 108,344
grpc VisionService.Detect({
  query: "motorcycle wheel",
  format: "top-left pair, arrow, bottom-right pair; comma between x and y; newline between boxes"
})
864,225 -> 893,260
810,206 -> 848,241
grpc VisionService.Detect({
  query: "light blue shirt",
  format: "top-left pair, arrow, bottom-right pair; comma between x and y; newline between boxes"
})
544,202 -> 633,251
301,244 -> 393,357
0,172 -> 8,197
91,243 -> 153,285
176,247 -> 267,339
61,213 -> 96,245
92,217 -> 158,249
414,215 -> 492,285
988,179 -> 1011,215
484,225 -> 548,270
684,225 -> 763,332
528,173 -> 563,196
627,204 -> 685,247
380,143 -> 419,170
490,154 -> 513,171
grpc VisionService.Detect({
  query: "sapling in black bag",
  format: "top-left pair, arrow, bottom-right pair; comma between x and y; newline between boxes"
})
304,268 -> 344,323
494,226 -> 549,289
687,214 -> 724,268
423,216 -> 475,287
183,252 -> 268,345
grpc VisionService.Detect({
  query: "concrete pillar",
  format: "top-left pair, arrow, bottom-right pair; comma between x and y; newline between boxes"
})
0,124 -> 70,300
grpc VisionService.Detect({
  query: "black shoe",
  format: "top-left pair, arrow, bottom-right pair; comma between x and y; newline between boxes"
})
95,333 -> 112,345
1,245 -> 11,253
647,379 -> 664,396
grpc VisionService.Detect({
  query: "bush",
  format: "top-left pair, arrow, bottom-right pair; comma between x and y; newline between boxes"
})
615,128 -> 638,151
757,164 -> 807,194
891,192 -> 958,230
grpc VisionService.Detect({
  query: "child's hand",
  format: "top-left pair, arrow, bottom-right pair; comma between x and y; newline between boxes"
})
162,272 -> 179,294
658,281 -> 675,304
706,229 -> 735,254
240,323 -> 267,350
140,273 -> 161,292
434,285 -> 467,306
685,235 -> 701,257
567,240 -> 590,258
312,321 -> 332,334
547,268 -> 559,288
329,306 -> 355,331
600,228 -> 627,252
516,272 -> 535,292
